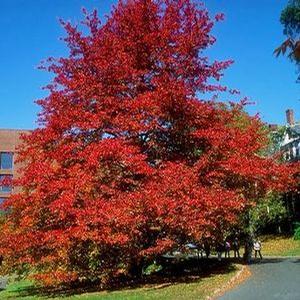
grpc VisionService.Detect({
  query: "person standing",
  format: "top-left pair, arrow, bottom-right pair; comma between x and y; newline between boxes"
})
253,239 -> 263,259
233,237 -> 240,258
203,241 -> 211,258
225,240 -> 231,258
216,242 -> 224,261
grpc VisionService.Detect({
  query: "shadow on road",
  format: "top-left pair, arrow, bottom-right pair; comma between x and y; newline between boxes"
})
250,258 -> 284,265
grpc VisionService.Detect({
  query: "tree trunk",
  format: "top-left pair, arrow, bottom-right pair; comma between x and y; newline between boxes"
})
243,233 -> 253,264
243,211 -> 253,264
128,259 -> 144,279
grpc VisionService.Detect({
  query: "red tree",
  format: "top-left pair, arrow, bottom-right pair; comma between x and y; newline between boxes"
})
0,0 -> 294,286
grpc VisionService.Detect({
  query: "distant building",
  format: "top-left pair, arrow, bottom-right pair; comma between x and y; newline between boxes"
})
281,109 -> 300,161
0,129 -> 30,203
279,109 -> 300,226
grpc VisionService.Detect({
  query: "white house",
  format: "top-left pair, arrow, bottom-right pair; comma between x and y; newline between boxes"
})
281,109 -> 300,161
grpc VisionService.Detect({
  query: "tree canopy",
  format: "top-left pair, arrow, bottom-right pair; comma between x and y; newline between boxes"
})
0,0 -> 295,287
281,0 -> 300,38
275,0 -> 300,79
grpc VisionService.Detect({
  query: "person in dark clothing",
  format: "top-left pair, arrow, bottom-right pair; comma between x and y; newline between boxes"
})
216,242 -> 224,261
233,237 -> 240,258
203,241 -> 211,258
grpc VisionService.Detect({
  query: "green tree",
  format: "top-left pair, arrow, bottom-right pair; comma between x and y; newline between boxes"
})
275,0 -> 300,80
265,125 -> 286,157
250,193 -> 288,234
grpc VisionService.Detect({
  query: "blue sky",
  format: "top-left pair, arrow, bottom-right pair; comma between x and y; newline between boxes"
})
0,0 -> 299,129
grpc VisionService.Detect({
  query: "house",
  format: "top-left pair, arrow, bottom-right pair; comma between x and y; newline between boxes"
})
281,109 -> 300,161
279,109 -> 300,225
0,129 -> 30,203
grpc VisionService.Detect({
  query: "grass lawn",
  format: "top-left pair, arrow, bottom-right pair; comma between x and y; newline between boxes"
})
260,235 -> 300,257
0,263 -> 240,300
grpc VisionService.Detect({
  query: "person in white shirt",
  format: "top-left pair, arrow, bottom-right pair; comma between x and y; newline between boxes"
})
253,239 -> 263,259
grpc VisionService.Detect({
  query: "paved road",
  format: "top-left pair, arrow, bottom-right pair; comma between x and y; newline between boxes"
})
219,258 -> 300,300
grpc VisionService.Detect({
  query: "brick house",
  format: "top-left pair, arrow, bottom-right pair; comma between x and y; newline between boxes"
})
0,129 -> 30,203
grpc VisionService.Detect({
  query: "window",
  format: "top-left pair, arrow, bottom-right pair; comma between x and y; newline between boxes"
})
0,197 -> 9,216
0,175 -> 13,193
0,152 -> 13,169
285,152 -> 290,161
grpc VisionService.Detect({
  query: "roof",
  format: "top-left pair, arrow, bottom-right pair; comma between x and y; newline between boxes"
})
286,125 -> 300,142
0,129 -> 31,133
290,124 -> 300,135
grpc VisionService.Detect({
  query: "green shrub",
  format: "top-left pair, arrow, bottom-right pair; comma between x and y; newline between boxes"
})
143,261 -> 163,276
294,222 -> 300,240
294,227 -> 300,240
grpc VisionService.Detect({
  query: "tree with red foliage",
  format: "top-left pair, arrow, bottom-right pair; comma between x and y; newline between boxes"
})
0,0 -> 295,286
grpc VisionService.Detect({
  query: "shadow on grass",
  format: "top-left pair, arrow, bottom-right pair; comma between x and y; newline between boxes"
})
6,258 -> 238,299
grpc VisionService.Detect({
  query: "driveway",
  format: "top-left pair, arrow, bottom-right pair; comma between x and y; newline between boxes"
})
219,258 -> 300,300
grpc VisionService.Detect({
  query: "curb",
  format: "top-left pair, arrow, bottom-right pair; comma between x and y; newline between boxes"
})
206,264 -> 251,300
263,255 -> 300,259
